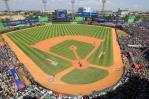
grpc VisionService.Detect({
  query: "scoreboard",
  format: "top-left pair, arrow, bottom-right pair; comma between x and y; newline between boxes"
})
55,10 -> 68,21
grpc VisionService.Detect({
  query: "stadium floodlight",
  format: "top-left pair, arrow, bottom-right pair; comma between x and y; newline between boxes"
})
42,0 -> 47,13
71,0 -> 75,21
101,0 -> 106,16
2,0 -> 10,13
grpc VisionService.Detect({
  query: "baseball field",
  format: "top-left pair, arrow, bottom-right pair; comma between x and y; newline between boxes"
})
2,24 -> 124,95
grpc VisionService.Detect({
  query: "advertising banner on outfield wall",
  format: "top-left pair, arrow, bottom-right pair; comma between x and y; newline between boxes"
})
3,20 -> 23,26
4,21 -> 17,26
76,12 -> 98,17
128,16 -> 136,24
39,17 -> 49,22
93,18 -> 125,24
0,22 -> 4,28
26,18 -> 39,23
94,18 -> 105,22
117,18 -> 125,24
74,16 -> 84,22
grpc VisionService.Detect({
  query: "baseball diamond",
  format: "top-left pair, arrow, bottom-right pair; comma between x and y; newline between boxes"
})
2,24 -> 124,95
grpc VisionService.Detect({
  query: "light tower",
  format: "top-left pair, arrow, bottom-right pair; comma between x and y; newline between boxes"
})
101,0 -> 106,16
3,0 -> 10,13
42,0 -> 47,13
71,0 -> 75,21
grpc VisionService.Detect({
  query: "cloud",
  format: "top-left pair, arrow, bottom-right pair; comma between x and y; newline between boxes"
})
0,0 -> 149,11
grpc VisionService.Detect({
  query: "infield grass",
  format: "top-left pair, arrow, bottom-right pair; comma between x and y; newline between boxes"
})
50,40 -> 95,60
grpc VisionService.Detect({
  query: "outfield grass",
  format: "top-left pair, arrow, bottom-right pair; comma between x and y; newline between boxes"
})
50,40 -> 95,60
61,67 -> 108,84
88,30 -> 113,66
7,24 -> 113,76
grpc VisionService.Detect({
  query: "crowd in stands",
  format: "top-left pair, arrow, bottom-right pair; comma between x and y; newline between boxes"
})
94,75 -> 149,99
91,53 -> 149,99
81,20 -> 149,99
123,23 -> 149,47
0,43 -> 79,99
122,21 -> 149,78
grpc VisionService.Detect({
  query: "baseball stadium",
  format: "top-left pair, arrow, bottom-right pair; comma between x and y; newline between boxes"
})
2,24 -> 124,95
0,0 -> 149,99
